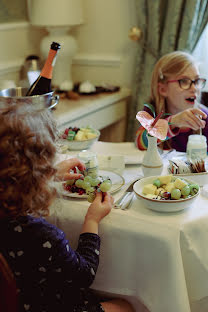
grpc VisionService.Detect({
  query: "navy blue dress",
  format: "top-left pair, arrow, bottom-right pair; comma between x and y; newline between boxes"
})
0,216 -> 105,312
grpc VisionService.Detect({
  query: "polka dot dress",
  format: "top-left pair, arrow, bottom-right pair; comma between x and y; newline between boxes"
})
0,216 -> 105,312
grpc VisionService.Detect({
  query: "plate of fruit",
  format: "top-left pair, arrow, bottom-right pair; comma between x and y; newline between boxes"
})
58,170 -> 125,202
133,174 -> 200,212
58,126 -> 100,151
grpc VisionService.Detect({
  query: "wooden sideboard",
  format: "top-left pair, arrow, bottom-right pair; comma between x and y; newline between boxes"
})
52,88 -> 131,142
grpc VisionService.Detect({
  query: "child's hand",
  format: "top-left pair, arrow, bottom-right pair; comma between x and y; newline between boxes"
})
170,108 -> 207,130
55,158 -> 86,181
86,192 -> 114,224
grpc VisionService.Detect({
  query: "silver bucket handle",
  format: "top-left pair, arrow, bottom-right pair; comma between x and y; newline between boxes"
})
49,94 -> 59,110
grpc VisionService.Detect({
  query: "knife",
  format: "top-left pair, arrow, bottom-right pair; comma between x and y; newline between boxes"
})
114,177 -> 141,210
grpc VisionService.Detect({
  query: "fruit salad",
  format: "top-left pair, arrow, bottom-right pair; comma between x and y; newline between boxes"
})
61,126 -> 98,141
142,175 -> 199,200
63,174 -> 112,202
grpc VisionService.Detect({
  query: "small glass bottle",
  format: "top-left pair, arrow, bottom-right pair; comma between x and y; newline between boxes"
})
186,134 -> 207,161
77,151 -> 98,178
26,41 -> 61,96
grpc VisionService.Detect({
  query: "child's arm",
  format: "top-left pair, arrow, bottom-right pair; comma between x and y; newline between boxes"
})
81,192 -> 113,235
135,126 -> 148,150
42,193 -> 113,289
41,223 -> 101,288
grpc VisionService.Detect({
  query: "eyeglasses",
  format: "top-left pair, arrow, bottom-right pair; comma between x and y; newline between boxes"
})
167,78 -> 206,90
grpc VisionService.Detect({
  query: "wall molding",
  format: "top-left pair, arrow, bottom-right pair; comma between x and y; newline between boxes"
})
0,59 -> 24,75
73,53 -> 122,67
0,21 -> 29,31
0,53 -> 122,76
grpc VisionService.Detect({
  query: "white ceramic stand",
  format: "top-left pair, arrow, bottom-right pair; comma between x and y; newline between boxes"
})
142,135 -> 163,177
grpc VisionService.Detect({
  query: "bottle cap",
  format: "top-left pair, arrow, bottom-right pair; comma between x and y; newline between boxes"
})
51,42 -> 61,50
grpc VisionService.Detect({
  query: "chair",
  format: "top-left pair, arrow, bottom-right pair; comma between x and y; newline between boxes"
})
0,253 -> 18,312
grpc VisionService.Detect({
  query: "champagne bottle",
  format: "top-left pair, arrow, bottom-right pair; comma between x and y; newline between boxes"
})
26,41 -> 61,96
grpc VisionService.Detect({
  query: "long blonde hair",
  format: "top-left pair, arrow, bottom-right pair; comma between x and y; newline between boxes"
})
150,51 -> 198,115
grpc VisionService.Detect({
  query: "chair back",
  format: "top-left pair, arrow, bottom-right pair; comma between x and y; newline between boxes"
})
0,253 -> 18,312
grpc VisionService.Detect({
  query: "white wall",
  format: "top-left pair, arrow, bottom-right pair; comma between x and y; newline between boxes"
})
72,0 -> 138,87
0,0 -> 138,89
0,22 -> 46,88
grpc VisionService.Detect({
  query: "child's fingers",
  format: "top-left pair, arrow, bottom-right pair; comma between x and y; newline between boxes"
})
66,158 -> 86,171
102,192 -> 114,204
64,173 -> 84,180
93,191 -> 102,203
192,108 -> 207,119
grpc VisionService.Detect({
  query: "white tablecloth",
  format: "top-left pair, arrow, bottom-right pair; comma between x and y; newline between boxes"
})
48,143 -> 208,312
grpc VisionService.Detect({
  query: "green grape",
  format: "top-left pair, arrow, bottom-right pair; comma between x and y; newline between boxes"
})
84,176 -> 93,184
189,184 -> 199,196
153,179 -> 161,188
75,179 -> 84,188
99,181 -> 112,192
105,178 -> 112,185
66,179 -> 75,186
171,188 -> 181,200
86,187 -> 96,194
181,185 -> 190,196
91,178 -> 100,187
87,192 -> 96,203
82,181 -> 91,190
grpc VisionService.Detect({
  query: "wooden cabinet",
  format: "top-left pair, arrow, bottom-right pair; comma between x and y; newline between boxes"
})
52,88 -> 131,142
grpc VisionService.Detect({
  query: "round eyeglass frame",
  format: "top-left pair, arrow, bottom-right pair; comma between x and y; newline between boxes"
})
167,78 -> 206,90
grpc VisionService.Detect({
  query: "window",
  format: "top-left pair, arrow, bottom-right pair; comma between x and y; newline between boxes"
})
192,24 -> 208,92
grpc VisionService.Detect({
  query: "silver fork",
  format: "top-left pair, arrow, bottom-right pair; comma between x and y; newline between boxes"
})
114,178 -> 140,210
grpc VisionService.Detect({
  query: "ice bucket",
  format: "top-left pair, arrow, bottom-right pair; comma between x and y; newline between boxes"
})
0,87 -> 59,110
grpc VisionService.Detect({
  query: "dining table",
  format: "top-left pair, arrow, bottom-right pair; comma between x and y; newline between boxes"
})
47,141 -> 208,312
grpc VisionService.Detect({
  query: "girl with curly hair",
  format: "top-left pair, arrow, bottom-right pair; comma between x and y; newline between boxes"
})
0,102 -> 135,312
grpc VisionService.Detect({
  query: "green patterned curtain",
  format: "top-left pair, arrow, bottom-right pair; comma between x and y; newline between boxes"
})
126,0 -> 208,141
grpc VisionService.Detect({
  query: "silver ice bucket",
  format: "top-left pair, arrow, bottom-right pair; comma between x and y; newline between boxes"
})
0,87 -> 59,110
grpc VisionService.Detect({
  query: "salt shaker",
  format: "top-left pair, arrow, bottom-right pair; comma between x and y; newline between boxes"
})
77,151 -> 98,178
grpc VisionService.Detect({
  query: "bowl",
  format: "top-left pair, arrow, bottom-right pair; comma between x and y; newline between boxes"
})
133,175 -> 200,213
58,128 -> 100,151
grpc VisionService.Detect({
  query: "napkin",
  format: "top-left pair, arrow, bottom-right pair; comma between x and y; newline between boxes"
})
97,154 -> 125,175
91,141 -> 145,164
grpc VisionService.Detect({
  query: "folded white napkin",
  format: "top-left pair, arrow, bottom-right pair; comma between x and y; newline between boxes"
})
97,154 -> 125,175
91,141 -> 145,164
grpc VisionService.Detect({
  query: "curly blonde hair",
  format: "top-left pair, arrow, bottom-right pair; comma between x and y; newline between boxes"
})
150,51 -> 198,115
0,102 -> 58,218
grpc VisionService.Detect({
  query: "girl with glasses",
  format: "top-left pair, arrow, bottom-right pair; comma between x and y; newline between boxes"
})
135,51 -> 208,152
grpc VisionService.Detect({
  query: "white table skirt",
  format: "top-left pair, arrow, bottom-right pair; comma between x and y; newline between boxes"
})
47,145 -> 208,312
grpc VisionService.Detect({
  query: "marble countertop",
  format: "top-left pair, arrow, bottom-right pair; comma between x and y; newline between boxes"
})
52,87 -> 131,127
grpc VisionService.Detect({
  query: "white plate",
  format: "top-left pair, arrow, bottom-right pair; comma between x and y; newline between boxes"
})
56,170 -> 125,199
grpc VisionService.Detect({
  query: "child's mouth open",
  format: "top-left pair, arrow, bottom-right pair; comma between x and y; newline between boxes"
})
185,96 -> 196,105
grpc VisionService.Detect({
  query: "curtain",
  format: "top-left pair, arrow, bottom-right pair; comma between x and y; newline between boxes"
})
126,0 -> 208,141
